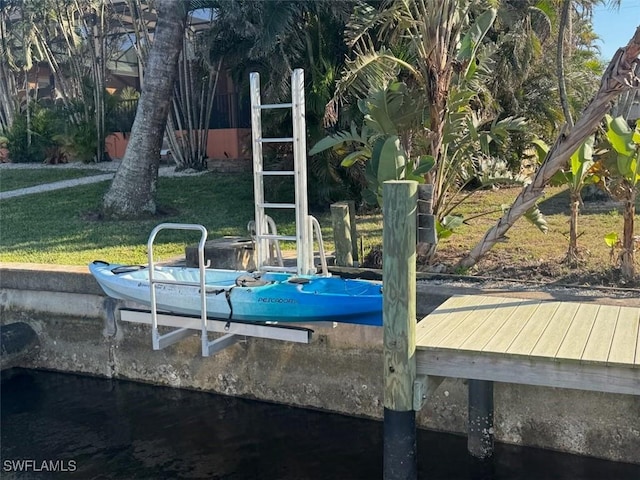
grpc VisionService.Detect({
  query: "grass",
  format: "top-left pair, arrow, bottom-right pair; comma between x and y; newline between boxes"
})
0,168 -> 104,192
437,186 -> 639,284
0,167 -> 638,286
0,171 -> 337,265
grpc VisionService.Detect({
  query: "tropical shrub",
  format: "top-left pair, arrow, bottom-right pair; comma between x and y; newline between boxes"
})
6,105 -> 59,163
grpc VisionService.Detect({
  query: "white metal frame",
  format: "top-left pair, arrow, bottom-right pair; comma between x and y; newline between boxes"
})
250,68 -> 327,276
148,222 -> 231,356
145,222 -> 314,356
120,308 -> 312,347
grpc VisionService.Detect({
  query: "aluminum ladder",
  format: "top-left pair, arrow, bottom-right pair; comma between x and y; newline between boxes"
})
250,68 -> 328,277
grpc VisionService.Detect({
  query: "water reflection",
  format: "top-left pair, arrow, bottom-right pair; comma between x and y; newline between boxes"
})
1,369 -> 638,479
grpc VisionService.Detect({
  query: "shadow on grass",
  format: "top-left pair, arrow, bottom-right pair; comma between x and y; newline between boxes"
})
538,187 -> 637,216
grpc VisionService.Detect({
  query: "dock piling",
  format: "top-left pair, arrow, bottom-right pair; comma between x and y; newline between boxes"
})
382,180 -> 418,480
468,379 -> 494,458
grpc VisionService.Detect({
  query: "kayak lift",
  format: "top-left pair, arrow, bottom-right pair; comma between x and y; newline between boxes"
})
119,223 -> 313,357
121,69 -> 325,356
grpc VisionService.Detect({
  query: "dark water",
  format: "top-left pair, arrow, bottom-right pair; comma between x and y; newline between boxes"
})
1,369 -> 638,480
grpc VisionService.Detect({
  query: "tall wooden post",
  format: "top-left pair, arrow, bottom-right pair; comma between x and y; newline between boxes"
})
383,180 -> 418,480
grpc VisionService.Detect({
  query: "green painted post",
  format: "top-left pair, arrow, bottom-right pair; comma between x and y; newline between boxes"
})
383,180 -> 418,480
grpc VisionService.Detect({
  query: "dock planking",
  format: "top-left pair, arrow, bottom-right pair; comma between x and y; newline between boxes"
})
415,295 -> 640,395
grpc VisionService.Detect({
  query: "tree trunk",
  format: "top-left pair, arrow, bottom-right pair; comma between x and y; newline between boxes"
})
102,0 -> 187,218
0,60 -> 16,132
565,191 -> 580,265
620,188 -> 636,280
457,27 -> 640,270
557,0 -> 574,129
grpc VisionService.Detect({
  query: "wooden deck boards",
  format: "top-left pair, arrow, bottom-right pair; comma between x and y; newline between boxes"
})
415,295 -> 640,395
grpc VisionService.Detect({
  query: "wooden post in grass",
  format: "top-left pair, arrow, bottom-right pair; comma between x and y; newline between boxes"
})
417,184 -> 437,246
331,202 -> 354,267
383,180 -> 418,480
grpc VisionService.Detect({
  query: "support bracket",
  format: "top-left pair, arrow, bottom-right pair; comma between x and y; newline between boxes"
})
413,375 -> 445,411
203,333 -> 241,356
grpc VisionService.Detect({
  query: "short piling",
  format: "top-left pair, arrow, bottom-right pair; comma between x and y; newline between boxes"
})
417,184 -> 437,245
468,379 -> 495,458
331,202 -> 354,267
382,180 -> 418,480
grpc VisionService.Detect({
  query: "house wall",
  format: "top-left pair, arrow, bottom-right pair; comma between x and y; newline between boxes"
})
105,128 -> 252,161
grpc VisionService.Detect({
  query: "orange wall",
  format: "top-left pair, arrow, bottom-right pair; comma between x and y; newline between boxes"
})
105,132 -> 129,159
207,129 -> 251,159
105,129 -> 252,160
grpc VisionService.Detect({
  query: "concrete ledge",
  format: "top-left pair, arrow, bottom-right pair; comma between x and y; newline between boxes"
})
0,263 -> 104,295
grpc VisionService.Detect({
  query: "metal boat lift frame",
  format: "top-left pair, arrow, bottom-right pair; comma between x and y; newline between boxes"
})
250,68 -> 328,277
132,223 -> 312,357
126,70 -> 324,357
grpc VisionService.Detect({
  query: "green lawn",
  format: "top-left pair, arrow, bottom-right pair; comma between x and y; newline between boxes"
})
0,171 -> 336,265
0,168 -> 637,286
0,168 -> 104,192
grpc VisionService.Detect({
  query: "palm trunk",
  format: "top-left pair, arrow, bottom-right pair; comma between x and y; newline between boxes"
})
0,60 -> 16,131
620,188 -> 636,280
557,0 -> 574,129
457,27 -> 640,270
0,10 -> 16,132
24,73 -> 31,148
102,0 -> 187,218
88,2 -> 107,163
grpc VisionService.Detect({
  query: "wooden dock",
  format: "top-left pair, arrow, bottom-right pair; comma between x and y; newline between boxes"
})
415,295 -> 640,395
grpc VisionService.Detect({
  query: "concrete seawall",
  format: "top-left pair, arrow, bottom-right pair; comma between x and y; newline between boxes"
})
1,263 -> 638,464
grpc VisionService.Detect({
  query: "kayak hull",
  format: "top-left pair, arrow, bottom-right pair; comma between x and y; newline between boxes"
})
89,261 -> 383,326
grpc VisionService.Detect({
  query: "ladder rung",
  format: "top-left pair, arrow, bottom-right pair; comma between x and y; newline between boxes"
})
258,171 -> 295,176
258,202 -> 295,209
256,234 -> 296,241
259,103 -> 293,109
259,137 -> 293,143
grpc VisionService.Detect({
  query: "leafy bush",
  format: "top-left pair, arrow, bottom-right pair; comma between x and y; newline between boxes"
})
6,106 -> 59,163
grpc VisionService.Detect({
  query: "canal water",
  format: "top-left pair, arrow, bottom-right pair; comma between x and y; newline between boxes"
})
2,369 -> 639,480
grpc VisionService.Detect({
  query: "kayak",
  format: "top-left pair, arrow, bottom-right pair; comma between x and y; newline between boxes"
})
89,261 -> 383,326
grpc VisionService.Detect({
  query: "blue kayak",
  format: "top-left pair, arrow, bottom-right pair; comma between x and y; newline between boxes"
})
89,261 -> 382,326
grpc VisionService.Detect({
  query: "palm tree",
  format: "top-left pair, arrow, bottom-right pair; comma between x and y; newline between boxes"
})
0,1 -> 18,133
322,0 -> 502,254
167,7 -> 222,171
0,0 -> 115,161
458,26 -> 640,270
102,0 -> 188,218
